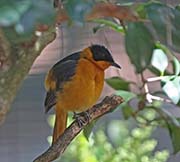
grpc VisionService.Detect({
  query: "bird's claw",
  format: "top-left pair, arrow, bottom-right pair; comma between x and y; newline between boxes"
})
73,111 -> 90,127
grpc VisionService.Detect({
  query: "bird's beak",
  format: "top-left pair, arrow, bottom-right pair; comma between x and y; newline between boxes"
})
111,62 -> 121,69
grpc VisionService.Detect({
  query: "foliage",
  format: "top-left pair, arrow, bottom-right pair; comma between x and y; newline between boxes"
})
100,1 -> 180,154
125,22 -> 155,73
0,0 -> 55,42
105,77 -> 131,91
47,114 -> 169,162
1,0 -> 180,159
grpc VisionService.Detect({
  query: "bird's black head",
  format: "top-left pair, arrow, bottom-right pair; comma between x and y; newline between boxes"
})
89,45 -> 121,68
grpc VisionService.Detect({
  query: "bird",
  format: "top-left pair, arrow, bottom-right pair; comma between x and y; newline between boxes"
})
44,44 -> 120,144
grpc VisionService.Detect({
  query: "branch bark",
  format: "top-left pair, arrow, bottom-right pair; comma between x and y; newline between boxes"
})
33,95 -> 124,162
0,27 -> 56,124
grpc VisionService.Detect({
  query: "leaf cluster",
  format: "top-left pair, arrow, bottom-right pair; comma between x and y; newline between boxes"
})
0,0 -> 55,42
103,1 -> 180,154
47,116 -> 169,162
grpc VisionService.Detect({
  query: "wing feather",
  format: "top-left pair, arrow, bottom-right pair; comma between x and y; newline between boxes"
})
44,53 -> 80,113
44,91 -> 56,113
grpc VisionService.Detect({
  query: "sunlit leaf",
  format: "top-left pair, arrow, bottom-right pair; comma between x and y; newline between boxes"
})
105,77 -> 130,91
125,22 -> 154,73
151,49 -> 168,74
172,57 -> 180,75
162,76 -> 180,104
92,19 -> 124,33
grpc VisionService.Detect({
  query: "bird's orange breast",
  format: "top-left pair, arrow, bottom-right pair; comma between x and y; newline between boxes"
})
57,58 -> 104,112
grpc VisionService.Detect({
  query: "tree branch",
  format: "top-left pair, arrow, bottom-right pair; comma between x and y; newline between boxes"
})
33,95 -> 124,162
0,27 -> 56,124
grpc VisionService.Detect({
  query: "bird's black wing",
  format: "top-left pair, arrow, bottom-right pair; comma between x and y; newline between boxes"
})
44,52 -> 80,113
53,51 -> 80,67
52,60 -> 78,90
44,90 -> 56,113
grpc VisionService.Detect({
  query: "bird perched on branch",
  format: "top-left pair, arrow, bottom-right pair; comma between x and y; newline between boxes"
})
44,44 -> 120,144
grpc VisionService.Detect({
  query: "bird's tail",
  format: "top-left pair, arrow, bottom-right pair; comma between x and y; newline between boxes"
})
52,105 -> 67,144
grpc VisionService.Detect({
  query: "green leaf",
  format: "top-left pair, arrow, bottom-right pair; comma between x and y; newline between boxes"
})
168,124 -> 180,154
162,76 -> 180,104
171,6 -> 180,53
172,57 -> 180,75
92,19 -> 125,33
151,49 -> 168,74
105,77 -> 130,91
116,90 -> 136,103
146,2 -> 168,45
125,22 -> 154,73
122,105 -> 133,120
64,0 -> 93,24
83,120 -> 96,141
146,2 -> 180,53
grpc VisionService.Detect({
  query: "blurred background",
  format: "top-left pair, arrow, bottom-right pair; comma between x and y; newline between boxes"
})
0,0 -> 180,162
0,24 -> 180,162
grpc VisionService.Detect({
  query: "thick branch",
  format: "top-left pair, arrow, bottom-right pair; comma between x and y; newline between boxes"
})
0,28 -> 56,124
33,95 -> 123,162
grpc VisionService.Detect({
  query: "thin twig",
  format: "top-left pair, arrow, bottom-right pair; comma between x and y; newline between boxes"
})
146,76 -> 168,82
140,73 -> 172,104
33,95 -> 124,162
147,94 -> 172,103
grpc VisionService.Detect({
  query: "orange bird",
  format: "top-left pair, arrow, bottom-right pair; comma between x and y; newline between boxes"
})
44,45 -> 120,144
